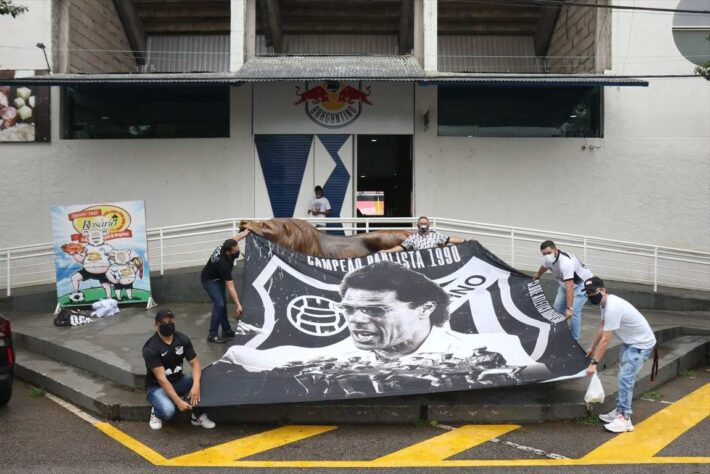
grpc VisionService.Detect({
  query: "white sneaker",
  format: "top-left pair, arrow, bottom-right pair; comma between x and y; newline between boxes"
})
599,408 -> 619,423
191,413 -> 216,429
149,408 -> 162,430
604,414 -> 634,433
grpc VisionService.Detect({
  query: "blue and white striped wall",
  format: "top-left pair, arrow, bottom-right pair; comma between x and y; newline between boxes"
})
254,135 -> 353,220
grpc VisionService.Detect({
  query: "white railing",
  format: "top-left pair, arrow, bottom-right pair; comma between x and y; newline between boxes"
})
1,217 -> 709,296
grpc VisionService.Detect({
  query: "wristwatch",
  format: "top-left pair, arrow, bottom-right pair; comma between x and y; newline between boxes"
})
591,359 -> 598,365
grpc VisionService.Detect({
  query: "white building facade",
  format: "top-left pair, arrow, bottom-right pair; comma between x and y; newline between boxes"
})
0,0 -> 708,253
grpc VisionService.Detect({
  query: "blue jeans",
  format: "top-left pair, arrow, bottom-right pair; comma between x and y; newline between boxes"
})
617,344 -> 654,416
201,279 -> 232,338
553,283 -> 587,341
146,374 -> 203,420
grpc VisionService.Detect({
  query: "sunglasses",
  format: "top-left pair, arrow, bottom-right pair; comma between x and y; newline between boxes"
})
335,304 -> 393,318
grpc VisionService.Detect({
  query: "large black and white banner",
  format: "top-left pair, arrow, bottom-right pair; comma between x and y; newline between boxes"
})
199,235 -> 587,406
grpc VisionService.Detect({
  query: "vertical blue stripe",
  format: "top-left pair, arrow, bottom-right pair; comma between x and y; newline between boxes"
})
255,135 -> 313,218
317,135 -> 350,217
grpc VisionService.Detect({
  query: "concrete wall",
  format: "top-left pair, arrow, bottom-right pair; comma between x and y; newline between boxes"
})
0,85 -> 255,248
546,0 -> 599,73
68,0 -> 136,73
413,1 -> 710,251
0,1 -> 53,70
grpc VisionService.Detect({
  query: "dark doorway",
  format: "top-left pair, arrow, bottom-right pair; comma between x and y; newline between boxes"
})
356,135 -> 412,222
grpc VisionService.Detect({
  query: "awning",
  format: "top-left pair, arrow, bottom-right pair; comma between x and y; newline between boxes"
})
0,56 -> 649,86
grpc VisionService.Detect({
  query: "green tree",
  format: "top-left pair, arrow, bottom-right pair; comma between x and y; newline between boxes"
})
0,0 -> 28,17
695,34 -> 710,81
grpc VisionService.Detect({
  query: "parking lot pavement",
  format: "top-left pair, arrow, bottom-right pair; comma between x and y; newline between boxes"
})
1,368 -> 708,474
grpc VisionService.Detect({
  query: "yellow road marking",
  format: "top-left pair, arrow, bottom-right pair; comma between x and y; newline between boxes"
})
374,424 -> 519,463
94,384 -> 710,468
583,382 -> 710,461
167,425 -> 337,466
95,422 -> 170,466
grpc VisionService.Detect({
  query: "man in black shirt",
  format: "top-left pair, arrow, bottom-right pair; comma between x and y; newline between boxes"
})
143,309 -> 215,430
200,231 -> 250,343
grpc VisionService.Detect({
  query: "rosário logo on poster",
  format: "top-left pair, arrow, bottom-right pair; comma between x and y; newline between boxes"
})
68,205 -> 133,241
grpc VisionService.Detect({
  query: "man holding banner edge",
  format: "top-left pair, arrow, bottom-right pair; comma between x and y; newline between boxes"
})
200,230 -> 250,343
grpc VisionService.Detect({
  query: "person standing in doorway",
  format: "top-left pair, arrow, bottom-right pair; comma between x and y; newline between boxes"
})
200,231 -> 249,343
532,240 -> 593,341
308,185 -> 332,218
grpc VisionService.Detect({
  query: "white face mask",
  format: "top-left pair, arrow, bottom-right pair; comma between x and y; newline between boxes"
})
543,253 -> 556,265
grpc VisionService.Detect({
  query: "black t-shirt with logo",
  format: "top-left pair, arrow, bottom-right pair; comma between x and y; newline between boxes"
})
142,331 -> 197,389
200,245 -> 238,282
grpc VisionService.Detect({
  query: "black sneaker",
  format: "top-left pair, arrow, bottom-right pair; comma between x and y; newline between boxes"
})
206,335 -> 227,344
222,330 -> 236,338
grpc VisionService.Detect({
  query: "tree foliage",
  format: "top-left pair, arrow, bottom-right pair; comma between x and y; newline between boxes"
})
0,0 -> 28,17
695,34 -> 710,81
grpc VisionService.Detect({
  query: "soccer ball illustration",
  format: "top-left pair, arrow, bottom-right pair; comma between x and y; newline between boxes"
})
287,295 -> 348,337
69,291 -> 85,303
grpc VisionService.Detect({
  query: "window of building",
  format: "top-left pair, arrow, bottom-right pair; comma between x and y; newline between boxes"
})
63,85 -> 229,139
438,86 -> 602,138
673,0 -> 710,67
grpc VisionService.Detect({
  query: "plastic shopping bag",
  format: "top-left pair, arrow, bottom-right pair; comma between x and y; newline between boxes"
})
584,373 -> 605,405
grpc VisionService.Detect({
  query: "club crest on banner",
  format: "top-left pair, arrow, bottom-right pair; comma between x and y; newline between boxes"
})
287,295 -> 349,337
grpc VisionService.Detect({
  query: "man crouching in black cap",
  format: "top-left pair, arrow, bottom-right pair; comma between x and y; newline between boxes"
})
142,309 -> 215,430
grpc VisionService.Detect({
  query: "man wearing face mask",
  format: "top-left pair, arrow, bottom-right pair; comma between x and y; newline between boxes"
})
142,309 -> 216,430
583,277 -> 657,433
382,216 -> 466,252
532,240 -> 593,341
201,233 -> 250,343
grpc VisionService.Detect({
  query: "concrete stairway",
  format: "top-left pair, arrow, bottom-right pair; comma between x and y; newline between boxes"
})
12,316 -> 709,423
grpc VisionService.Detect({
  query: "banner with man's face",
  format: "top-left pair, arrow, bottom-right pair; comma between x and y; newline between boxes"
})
199,235 -> 587,407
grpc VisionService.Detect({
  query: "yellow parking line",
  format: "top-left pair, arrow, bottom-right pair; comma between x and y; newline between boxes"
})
94,385 -> 710,468
95,422 -> 170,466
583,382 -> 710,461
374,424 -> 520,463
167,425 -> 337,466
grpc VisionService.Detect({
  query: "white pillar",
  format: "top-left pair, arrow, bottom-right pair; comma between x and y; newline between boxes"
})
230,0 -> 255,71
54,0 -> 70,73
414,0 -> 438,72
230,0 -> 245,71
245,0 -> 256,61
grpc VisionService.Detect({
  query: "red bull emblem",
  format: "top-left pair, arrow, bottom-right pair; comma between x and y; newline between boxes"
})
294,81 -> 372,128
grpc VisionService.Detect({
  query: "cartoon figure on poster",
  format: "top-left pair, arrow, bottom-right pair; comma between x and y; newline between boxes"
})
51,201 -> 153,308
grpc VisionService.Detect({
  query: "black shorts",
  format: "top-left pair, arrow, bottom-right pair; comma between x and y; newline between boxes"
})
77,268 -> 109,284
114,282 -> 134,290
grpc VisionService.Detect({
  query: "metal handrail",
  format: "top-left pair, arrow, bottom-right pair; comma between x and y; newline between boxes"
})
1,216 -> 708,296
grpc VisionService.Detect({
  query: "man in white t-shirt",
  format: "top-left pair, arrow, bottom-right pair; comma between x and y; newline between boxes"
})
308,186 -> 331,217
533,240 -> 593,341
583,277 -> 657,433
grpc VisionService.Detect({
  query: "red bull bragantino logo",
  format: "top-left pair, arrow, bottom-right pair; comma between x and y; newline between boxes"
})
294,81 -> 372,128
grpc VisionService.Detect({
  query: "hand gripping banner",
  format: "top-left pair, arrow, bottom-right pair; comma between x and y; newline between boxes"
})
199,235 -> 587,406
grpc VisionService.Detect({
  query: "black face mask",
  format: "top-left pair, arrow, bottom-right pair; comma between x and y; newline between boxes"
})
587,293 -> 603,305
418,225 -> 429,234
158,322 -> 175,337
